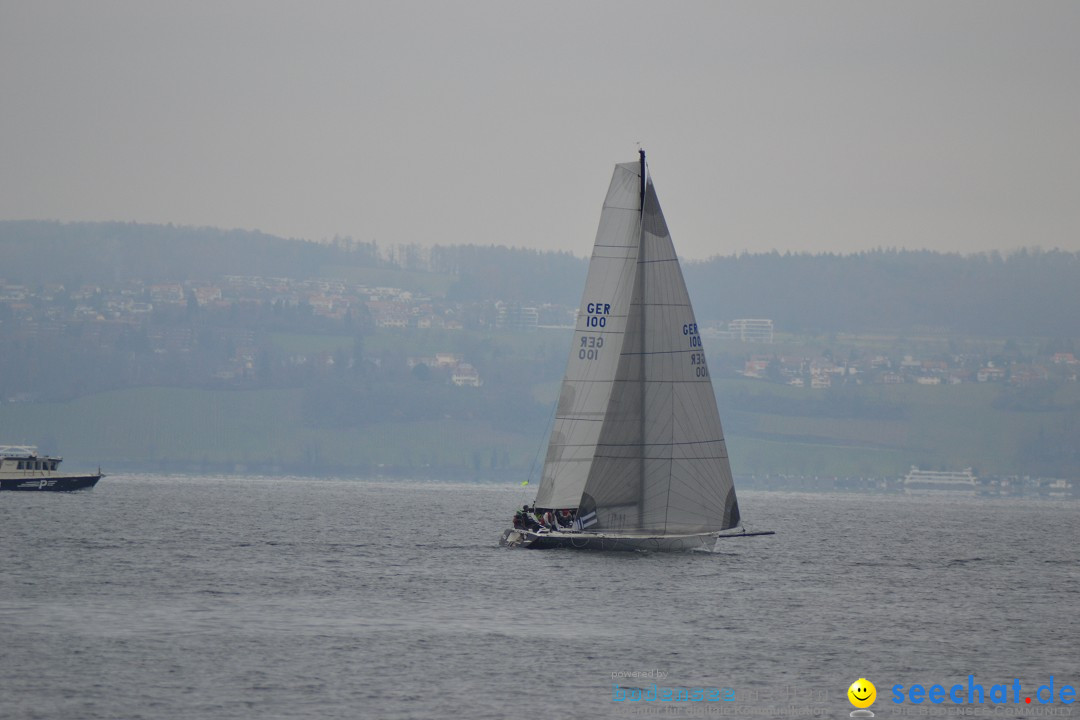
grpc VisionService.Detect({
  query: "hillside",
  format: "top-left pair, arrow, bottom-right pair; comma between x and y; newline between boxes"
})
1,220 -> 1078,481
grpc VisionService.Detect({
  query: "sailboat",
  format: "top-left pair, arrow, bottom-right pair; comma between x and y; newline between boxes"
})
501,151 -> 773,551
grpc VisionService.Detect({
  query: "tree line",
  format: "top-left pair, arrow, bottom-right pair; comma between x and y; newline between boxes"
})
4,221 -> 1079,337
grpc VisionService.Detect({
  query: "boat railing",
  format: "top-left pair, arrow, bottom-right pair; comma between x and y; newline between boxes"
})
0,445 -> 39,458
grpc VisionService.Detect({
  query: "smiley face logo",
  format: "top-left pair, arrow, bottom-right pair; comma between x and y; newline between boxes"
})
848,678 -> 876,709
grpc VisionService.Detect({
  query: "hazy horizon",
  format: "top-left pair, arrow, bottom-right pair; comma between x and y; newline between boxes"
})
3,1 -> 1078,260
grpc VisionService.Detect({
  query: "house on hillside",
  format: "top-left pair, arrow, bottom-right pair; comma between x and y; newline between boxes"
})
451,363 -> 482,387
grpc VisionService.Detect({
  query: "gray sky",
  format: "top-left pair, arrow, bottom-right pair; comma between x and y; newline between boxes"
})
2,1 -> 1078,259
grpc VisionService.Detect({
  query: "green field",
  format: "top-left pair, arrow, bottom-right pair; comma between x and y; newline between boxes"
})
269,332 -> 357,354
0,387 -> 540,478
1,379 -> 1075,479
716,378 -> 1080,477
269,327 -> 573,362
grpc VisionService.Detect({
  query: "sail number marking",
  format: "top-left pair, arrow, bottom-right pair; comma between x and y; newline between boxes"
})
690,351 -> 708,377
682,323 -> 708,377
579,334 -> 604,360
684,323 -> 706,375
585,302 -> 610,328
683,323 -> 702,347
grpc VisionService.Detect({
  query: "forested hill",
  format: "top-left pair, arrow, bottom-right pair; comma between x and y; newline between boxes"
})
3,220 -> 1079,336
0,221 -> 384,283
682,249 -> 1080,337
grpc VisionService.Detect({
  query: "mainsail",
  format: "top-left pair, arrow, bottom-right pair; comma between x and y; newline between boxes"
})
533,153 -> 740,535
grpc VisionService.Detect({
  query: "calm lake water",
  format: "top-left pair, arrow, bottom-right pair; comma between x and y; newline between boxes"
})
1,476 -> 1078,719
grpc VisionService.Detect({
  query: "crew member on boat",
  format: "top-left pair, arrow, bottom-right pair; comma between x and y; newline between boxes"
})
511,505 -> 577,533
513,505 -> 543,531
543,510 -> 558,530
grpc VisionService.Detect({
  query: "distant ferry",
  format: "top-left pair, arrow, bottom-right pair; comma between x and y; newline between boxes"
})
902,465 -> 978,494
0,446 -> 103,491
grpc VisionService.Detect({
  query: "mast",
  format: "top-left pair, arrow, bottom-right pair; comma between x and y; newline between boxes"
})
639,149 -> 646,208
637,149 -> 647,529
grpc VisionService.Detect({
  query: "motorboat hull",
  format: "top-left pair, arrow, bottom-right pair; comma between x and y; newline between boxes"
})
0,474 -> 102,491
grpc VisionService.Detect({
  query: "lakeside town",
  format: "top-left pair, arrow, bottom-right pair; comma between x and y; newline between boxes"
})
739,468 -> 1075,498
2,236 -> 1078,487
3,275 -> 1078,397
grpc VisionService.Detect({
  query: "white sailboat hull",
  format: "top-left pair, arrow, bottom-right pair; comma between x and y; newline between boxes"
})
500,528 -> 774,552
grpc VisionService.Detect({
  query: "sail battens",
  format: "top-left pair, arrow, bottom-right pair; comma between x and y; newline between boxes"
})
592,455 -> 731,461
627,302 -> 692,307
570,334 -> 626,340
619,349 -> 700,356
564,378 -> 712,385
557,440 -> 726,449
611,379 -> 715,384
595,439 -> 726,447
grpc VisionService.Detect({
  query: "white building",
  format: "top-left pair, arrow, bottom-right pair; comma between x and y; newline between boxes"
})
451,363 -> 482,387
727,319 -> 774,343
